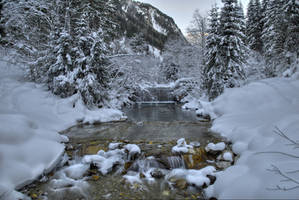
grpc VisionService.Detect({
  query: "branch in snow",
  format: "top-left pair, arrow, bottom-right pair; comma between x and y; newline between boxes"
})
266,165 -> 299,191
274,127 -> 299,149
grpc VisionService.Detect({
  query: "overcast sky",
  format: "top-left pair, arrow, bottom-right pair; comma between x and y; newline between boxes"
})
136,0 -> 249,34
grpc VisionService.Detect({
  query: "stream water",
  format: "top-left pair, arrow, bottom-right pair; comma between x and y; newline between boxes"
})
20,103 -> 230,200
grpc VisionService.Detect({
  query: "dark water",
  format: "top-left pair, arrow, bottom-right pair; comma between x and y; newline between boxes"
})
123,103 -> 200,122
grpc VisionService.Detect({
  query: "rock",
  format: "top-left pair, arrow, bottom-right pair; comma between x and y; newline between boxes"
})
90,163 -> 98,170
139,173 -> 146,179
156,156 -> 171,170
183,147 -> 208,169
174,179 -> 188,190
88,169 -> 98,176
207,175 -> 216,185
190,141 -> 201,148
31,193 -> 38,199
124,162 -> 133,171
216,161 -> 231,169
150,169 -> 164,179
85,145 -> 107,155
162,190 -> 170,196
92,175 -> 100,181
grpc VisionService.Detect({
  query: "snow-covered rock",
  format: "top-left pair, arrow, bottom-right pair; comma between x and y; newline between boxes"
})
172,138 -> 193,154
124,144 -> 141,160
205,142 -> 226,152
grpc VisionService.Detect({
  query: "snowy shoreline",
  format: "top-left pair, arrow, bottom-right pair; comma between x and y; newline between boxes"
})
0,60 -> 125,199
189,77 -> 299,199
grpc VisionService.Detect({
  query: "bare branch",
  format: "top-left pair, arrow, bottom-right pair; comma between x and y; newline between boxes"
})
266,165 -> 299,191
255,151 -> 299,159
274,127 -> 299,149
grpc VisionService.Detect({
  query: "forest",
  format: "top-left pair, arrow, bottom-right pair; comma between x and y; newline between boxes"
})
0,0 -> 298,199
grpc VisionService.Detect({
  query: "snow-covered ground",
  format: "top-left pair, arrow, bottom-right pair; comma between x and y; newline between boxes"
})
0,60 -> 124,199
199,76 -> 299,199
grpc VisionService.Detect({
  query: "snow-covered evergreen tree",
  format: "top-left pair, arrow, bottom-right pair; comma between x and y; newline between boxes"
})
218,0 -> 247,88
203,5 -> 224,99
246,0 -> 263,52
236,2 -> 247,45
262,0 -> 286,76
0,0 -> 5,44
283,0 -> 299,65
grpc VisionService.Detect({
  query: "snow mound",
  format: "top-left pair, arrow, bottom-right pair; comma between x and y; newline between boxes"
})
172,138 -> 193,154
108,142 -> 122,150
0,59 -> 124,198
203,77 -> 299,199
223,152 -> 233,162
83,149 -> 125,175
167,166 -> 216,188
205,142 -> 226,152
124,144 -> 141,160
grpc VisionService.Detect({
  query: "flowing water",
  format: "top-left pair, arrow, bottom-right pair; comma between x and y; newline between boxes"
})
20,99 -> 229,199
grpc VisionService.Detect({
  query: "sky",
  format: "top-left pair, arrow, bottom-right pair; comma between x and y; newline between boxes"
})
136,0 -> 249,34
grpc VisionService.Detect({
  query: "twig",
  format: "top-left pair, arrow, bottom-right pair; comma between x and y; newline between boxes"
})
274,127 -> 299,149
266,165 -> 299,191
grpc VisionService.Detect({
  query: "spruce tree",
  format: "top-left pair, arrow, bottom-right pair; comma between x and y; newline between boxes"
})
262,0 -> 286,76
0,0 -> 5,43
283,0 -> 299,63
203,5 -> 224,99
219,0 -> 247,88
236,2 -> 247,45
246,0 -> 263,52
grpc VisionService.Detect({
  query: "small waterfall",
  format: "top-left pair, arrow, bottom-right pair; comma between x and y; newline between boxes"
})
129,157 -> 163,173
167,156 -> 186,169
136,87 -> 175,103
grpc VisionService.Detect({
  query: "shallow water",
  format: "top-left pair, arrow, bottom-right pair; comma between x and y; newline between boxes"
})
21,104 -> 226,200
124,103 -> 199,122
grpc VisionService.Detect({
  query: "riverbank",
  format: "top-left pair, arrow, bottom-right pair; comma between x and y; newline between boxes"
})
196,77 -> 299,199
0,60 -> 124,199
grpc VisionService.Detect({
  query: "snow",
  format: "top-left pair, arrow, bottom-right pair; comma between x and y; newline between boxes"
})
123,172 -> 142,185
167,166 -> 216,187
82,149 -> 125,175
172,138 -> 193,154
150,10 -> 167,36
0,59 -> 124,199
202,77 -> 299,199
108,142 -> 122,150
182,99 -> 200,110
124,144 -> 141,160
223,152 -> 233,162
148,45 -> 161,59
63,164 -> 89,180
205,142 -> 226,152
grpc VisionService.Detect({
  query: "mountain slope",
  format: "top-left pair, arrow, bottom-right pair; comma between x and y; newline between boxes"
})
115,0 -> 187,51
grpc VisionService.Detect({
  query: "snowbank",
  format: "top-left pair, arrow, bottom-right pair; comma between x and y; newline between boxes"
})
0,60 -> 124,199
204,77 -> 299,199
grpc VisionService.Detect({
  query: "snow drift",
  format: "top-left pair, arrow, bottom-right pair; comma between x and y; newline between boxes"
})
203,77 -> 299,199
0,60 -> 124,199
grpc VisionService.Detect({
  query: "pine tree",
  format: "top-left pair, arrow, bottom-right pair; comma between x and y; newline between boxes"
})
203,5 -> 224,99
262,0 -> 286,76
236,2 -> 247,45
246,0 -> 263,52
0,0 -> 5,43
219,0 -> 247,88
283,0 -> 299,63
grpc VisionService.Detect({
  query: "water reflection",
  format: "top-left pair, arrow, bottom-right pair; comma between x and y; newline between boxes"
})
123,103 -> 199,122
